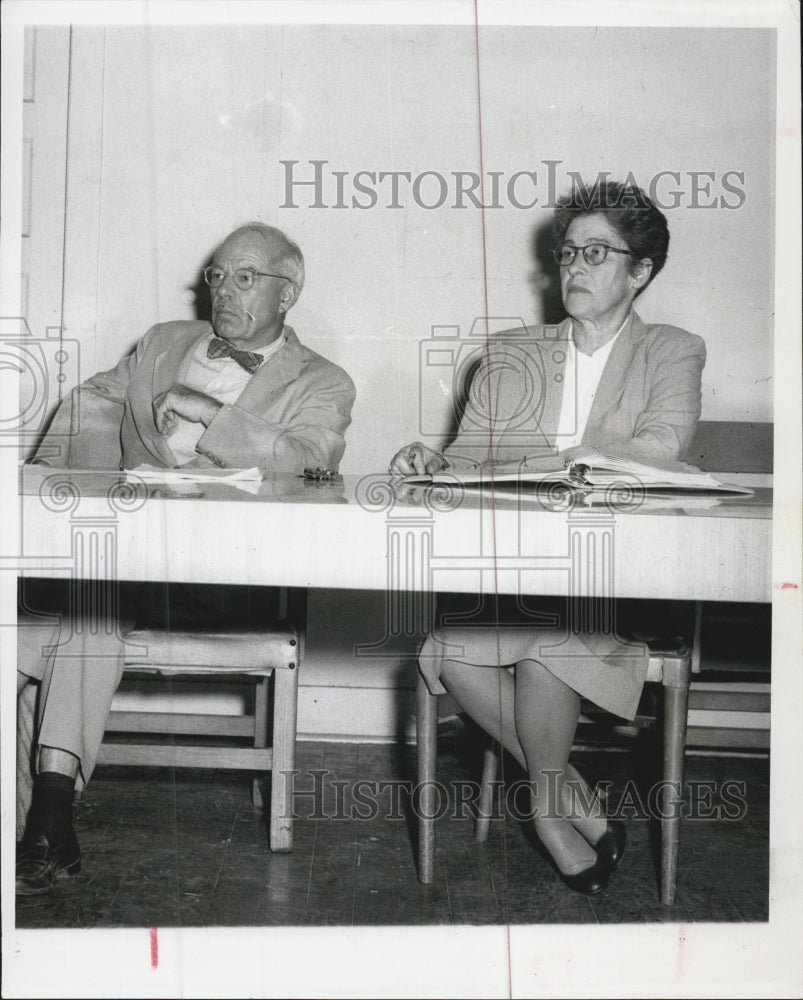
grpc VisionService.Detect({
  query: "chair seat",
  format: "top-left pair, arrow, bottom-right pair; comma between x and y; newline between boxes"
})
645,641 -> 689,684
105,619 -> 303,852
124,627 -> 300,674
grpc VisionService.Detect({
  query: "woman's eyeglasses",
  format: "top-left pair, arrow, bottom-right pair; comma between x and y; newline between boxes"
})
552,244 -> 637,267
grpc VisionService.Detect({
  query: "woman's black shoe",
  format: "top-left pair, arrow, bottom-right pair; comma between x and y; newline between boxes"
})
528,824 -> 613,895
592,821 -> 627,870
557,854 -> 611,895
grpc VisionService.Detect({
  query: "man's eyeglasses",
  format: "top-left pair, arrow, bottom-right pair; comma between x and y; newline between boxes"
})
552,243 -> 637,267
203,265 -> 290,291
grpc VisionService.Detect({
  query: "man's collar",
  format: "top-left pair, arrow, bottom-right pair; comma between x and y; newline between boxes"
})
205,326 -> 287,369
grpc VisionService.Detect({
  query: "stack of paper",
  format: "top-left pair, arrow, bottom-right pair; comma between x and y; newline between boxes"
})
125,465 -> 263,494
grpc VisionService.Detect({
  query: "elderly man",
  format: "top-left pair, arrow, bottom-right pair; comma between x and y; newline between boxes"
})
17,222 -> 355,893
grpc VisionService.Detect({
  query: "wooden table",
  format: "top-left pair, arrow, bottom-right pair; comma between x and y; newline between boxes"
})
15,464 -> 774,906
17,466 -> 772,604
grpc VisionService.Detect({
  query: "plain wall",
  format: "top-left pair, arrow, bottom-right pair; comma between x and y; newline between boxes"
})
22,23 -> 776,737
47,24 -> 776,456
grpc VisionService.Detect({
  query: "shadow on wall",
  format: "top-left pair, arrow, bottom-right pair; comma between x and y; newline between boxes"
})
441,217 -> 560,447
530,216 -> 565,325
189,253 -> 214,325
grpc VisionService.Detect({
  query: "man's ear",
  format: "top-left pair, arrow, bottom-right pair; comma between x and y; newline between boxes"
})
632,258 -> 653,290
279,281 -> 299,314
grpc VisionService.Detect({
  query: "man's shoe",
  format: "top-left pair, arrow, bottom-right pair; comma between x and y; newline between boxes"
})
16,828 -> 81,895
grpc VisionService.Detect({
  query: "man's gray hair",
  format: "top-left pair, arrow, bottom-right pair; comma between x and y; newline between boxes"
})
231,222 -> 305,294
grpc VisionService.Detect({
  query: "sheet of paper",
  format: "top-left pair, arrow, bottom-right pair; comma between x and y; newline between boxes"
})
125,464 -> 262,483
125,465 -> 263,494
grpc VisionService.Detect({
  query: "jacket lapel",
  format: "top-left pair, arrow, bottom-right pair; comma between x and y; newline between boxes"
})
583,311 -> 645,431
146,322 -> 211,465
151,323 -> 210,399
536,318 -> 572,447
491,319 -> 571,455
234,326 -> 303,410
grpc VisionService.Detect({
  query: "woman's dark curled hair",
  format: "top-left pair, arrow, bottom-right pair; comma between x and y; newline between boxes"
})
553,179 -> 670,291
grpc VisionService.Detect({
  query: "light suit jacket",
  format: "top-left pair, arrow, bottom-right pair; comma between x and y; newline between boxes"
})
420,311 -> 707,719
34,321 -> 356,474
443,311 -> 706,467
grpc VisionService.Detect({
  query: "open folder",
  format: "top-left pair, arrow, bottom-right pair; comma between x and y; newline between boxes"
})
402,452 -> 753,496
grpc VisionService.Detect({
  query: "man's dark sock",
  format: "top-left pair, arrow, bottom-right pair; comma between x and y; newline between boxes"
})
24,771 -> 76,845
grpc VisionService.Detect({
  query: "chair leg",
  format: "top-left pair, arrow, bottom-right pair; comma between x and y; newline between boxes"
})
269,666 -> 299,852
660,654 -> 691,905
475,742 -> 499,843
416,671 -> 438,884
251,675 -> 270,809
691,600 -> 703,675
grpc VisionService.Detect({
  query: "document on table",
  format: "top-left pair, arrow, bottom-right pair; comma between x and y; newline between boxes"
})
403,452 -> 753,496
125,465 -> 263,494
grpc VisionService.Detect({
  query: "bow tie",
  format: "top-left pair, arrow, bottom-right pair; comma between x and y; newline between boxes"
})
207,337 -> 263,374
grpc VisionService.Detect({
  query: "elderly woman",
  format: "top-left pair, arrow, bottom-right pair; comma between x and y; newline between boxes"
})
390,180 -> 705,894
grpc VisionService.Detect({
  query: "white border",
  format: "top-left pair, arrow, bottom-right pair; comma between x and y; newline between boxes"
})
1,2 -> 800,998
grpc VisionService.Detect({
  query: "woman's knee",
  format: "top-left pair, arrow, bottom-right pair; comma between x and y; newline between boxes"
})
439,656 -> 495,689
439,656 -> 466,686
514,657 -> 551,682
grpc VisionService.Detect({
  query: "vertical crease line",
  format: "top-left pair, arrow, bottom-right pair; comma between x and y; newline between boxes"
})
57,26 -> 74,401
472,5 -> 513,996
93,29 -> 107,362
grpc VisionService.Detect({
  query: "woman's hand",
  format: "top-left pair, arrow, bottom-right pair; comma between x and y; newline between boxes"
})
389,441 -> 446,476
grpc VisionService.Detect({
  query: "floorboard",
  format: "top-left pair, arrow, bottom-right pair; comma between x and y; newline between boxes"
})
15,737 -> 769,929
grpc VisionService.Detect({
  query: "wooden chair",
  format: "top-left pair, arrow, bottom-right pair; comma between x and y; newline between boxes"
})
96,589 -> 305,852
415,419 -> 772,904
416,636 -> 695,906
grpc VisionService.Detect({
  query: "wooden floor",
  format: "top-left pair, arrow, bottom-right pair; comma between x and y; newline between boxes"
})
16,727 -> 768,929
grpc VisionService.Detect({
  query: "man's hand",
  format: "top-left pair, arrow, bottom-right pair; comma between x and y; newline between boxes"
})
153,384 -> 222,434
388,441 -> 446,476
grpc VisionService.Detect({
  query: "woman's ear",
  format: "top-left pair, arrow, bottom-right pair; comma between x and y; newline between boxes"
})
632,257 -> 654,290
